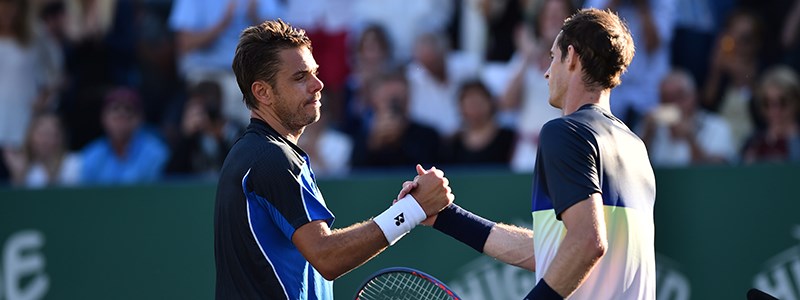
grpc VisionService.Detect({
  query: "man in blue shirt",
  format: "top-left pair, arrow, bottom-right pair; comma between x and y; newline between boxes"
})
215,20 -> 455,299
81,87 -> 169,185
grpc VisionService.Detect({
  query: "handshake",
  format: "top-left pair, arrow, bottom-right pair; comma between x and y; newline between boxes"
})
372,164 -> 455,245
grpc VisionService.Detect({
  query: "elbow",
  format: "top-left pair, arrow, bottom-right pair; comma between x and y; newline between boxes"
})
311,260 -> 346,281
587,237 -> 607,261
318,269 -> 341,281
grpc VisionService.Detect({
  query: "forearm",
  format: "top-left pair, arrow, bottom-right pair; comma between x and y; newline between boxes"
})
484,223 -> 535,271
298,220 -> 389,280
432,204 -> 534,271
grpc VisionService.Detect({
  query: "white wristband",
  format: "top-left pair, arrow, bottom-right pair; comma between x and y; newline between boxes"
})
373,195 -> 427,245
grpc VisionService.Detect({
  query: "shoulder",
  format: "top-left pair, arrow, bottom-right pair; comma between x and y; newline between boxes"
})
540,117 -> 592,141
236,132 -> 301,176
81,138 -> 111,158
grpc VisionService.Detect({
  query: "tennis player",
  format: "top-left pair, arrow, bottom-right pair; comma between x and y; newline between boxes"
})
401,8 -> 655,299
214,20 -> 454,300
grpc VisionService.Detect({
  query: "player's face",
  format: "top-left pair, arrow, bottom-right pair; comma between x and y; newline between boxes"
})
544,33 -> 566,109
271,47 -> 324,132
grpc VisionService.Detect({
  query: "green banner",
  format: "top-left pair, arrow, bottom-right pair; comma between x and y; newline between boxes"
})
0,165 -> 798,299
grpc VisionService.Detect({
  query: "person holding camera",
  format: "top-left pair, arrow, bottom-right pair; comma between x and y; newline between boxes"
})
639,69 -> 735,166
166,80 -> 244,177
350,71 -> 440,169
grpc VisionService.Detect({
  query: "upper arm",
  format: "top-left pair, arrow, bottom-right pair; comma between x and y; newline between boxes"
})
559,193 -> 607,248
538,120 -> 601,218
291,220 -> 332,257
247,151 -> 334,240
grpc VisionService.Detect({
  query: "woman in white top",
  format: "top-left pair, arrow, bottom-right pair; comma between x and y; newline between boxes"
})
0,0 -> 52,149
4,113 -> 81,188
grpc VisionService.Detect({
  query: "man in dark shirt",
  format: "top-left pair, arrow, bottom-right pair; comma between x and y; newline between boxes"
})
215,20 -> 454,300
350,72 -> 440,168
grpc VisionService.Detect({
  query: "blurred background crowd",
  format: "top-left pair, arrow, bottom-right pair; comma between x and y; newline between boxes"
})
0,0 -> 798,188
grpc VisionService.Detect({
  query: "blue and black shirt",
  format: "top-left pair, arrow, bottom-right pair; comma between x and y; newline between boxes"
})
215,118 -> 334,300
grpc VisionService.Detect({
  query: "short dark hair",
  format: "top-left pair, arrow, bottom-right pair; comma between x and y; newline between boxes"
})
232,19 -> 312,109
457,79 -> 497,115
557,8 -> 634,90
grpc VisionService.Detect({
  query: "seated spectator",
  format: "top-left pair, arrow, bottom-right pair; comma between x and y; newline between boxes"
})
702,9 -> 764,148
2,113 -> 81,188
442,80 -> 515,166
342,23 -> 395,136
0,0 -> 53,149
351,72 -> 440,169
81,87 -> 169,185
297,91 -> 353,177
639,69 -> 735,167
166,81 -> 244,178
406,30 -> 480,138
741,66 -> 800,164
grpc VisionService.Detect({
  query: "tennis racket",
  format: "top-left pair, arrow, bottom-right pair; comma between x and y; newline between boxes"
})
354,267 -> 461,300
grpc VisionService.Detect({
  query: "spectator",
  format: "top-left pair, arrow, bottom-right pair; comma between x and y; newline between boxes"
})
353,0 -> 453,63
168,0 -> 284,126
3,113 -> 81,188
166,81 -> 243,178
741,66 -> 800,164
342,23 -> 395,136
297,92 -> 353,178
81,87 -> 169,185
137,1 -> 184,128
670,0 -> 735,89
480,0 -> 525,62
406,30 -> 481,138
738,0 -> 800,70
59,0 -> 138,150
638,69 -> 735,167
442,80 -> 516,166
351,72 -> 440,169
496,0 -> 574,172
584,0 -> 677,126
0,0 -> 51,149
282,0 -> 354,125
702,9 -> 763,148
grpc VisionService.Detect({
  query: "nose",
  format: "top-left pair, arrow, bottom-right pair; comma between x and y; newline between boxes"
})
311,73 -> 324,93
544,68 -> 550,80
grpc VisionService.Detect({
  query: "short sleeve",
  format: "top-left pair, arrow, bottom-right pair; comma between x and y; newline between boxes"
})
538,119 -> 601,218
247,148 -> 334,240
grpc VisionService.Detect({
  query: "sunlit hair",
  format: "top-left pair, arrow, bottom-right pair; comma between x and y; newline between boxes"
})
232,19 -> 312,110
557,8 -> 635,90
756,66 -> 800,115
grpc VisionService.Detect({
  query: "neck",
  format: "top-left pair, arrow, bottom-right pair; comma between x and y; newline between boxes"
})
252,110 -> 303,144
561,86 -> 611,116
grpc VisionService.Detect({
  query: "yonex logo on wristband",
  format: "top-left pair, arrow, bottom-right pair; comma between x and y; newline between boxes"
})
394,213 -> 405,226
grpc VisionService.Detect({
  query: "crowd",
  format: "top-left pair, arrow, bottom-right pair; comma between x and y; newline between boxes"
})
0,0 -> 799,188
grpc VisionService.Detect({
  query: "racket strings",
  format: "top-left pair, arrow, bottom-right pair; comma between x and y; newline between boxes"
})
358,272 -> 454,300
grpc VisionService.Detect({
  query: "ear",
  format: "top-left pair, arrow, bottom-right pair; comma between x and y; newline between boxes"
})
566,45 -> 579,71
251,80 -> 273,107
